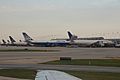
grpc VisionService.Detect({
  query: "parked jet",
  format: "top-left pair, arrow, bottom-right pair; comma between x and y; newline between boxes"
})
52,31 -> 104,41
35,70 -> 82,80
9,36 -> 28,46
69,33 -> 114,47
22,32 -> 70,47
70,39 -> 112,47
68,31 -> 105,40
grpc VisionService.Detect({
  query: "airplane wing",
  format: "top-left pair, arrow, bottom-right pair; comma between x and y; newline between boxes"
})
35,70 -> 82,80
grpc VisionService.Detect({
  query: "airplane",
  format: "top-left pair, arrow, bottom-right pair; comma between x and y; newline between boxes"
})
67,31 -> 106,40
22,32 -> 70,47
35,70 -> 82,80
52,31 -> 104,41
69,35 -> 115,47
8,36 -> 28,46
63,31 -> 114,47
69,39 -> 113,47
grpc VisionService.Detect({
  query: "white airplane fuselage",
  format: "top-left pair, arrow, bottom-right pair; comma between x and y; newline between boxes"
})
70,40 -> 114,47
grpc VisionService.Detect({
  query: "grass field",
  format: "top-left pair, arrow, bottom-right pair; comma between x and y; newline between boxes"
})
65,71 -> 120,80
0,69 -> 120,80
0,69 -> 36,80
42,59 -> 120,67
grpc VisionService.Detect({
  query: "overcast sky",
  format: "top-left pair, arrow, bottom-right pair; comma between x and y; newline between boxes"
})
0,0 -> 120,41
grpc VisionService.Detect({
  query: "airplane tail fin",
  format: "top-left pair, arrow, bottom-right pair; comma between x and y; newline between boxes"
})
9,36 -> 16,43
67,31 -> 78,42
67,31 -> 73,39
2,39 -> 6,44
22,32 -> 33,42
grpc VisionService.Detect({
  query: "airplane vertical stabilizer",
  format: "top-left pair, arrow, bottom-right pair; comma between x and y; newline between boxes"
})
67,31 -> 73,39
9,36 -> 16,43
67,31 -> 78,41
22,32 -> 33,42
2,39 -> 6,44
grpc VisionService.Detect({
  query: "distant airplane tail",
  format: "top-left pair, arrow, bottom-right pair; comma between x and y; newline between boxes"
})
22,32 -> 33,42
2,39 -> 6,44
9,36 -> 16,43
67,31 -> 73,39
67,31 -> 78,41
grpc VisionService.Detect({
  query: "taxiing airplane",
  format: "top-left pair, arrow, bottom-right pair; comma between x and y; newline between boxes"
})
35,70 -> 82,80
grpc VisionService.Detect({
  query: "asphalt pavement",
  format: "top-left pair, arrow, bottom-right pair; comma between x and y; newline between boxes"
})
0,64 -> 120,73
0,46 -> 120,73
